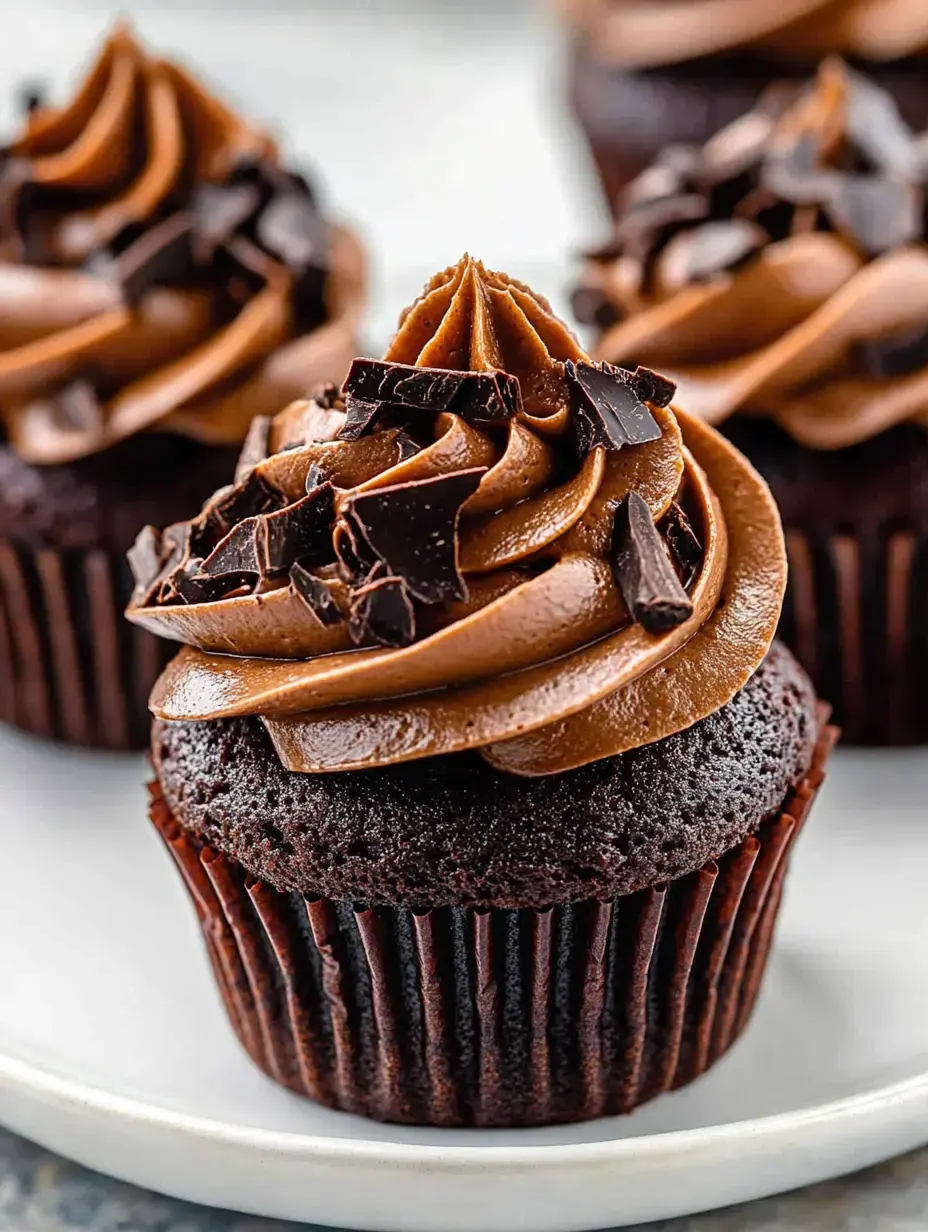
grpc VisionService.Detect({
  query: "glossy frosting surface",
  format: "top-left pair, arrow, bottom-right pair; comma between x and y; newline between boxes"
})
131,257 -> 786,776
0,25 -> 364,464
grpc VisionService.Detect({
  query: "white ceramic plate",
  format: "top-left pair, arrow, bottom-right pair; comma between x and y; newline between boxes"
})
1,729 -> 927,1231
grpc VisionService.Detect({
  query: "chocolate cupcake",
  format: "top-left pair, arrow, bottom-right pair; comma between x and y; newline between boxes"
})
133,257 -> 834,1127
0,26 -> 365,748
560,0 -> 928,212
574,60 -> 928,743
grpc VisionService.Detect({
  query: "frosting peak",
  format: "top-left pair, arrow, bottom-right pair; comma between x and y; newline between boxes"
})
0,26 -> 364,464
578,60 -> 928,448
129,261 -> 785,777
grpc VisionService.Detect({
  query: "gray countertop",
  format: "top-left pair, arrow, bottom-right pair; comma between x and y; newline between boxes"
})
2,1129 -> 927,1232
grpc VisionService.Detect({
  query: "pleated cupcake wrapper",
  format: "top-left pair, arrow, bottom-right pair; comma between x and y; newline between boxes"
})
782,526 -> 928,745
150,717 -> 835,1128
0,540 -> 172,749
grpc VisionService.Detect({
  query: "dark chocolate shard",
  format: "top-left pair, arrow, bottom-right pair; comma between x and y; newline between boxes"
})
571,282 -> 622,330
349,567 -> 416,648
612,492 -> 693,634
257,190 -> 325,270
854,322 -> 928,379
305,463 -> 326,493
658,219 -> 765,288
700,110 -> 773,185
632,366 -> 676,408
845,67 -> 916,177
345,468 -> 486,604
202,484 -> 334,580
192,180 -> 261,261
335,515 -> 380,583
290,560 -> 343,627
823,176 -> 922,256
395,430 -> 421,461
177,562 -> 256,605
760,136 -> 840,206
212,469 -> 285,531
662,501 -> 703,592
104,211 -> 196,306
566,360 -> 663,454
127,525 -> 164,599
341,359 -> 521,434
616,192 -> 708,242
234,415 -> 273,484
338,398 -> 382,441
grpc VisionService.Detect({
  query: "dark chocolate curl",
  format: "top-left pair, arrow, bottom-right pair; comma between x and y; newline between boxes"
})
345,468 -> 486,604
612,492 -> 693,634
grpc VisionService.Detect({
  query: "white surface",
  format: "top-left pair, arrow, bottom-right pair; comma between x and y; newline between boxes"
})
1,730 -> 928,1231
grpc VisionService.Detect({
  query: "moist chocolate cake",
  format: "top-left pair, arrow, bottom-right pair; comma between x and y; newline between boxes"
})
0,25 -> 365,748
575,60 -> 928,743
137,257 -> 834,1126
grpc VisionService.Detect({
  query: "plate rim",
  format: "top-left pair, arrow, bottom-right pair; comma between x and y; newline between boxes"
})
3,1046 -> 928,1168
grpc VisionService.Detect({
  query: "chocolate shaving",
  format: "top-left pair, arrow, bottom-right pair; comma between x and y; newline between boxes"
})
100,211 -> 196,306
305,463 -> 326,492
700,111 -> 772,186
348,566 -> 416,648
234,415 -> 273,484
823,176 -> 922,256
662,501 -> 703,592
340,360 -> 521,438
632,366 -> 676,408
854,322 -> 928,379
201,484 -> 334,580
845,67 -> 917,177
192,180 -> 261,261
612,492 -> 693,634
211,469 -> 285,530
344,468 -> 486,604
290,561 -> 343,627
566,361 -> 663,454
617,192 -> 708,241
395,430 -> 421,461
335,515 -> 379,583
176,561 -> 255,606
257,190 -> 326,270
659,219 -> 766,287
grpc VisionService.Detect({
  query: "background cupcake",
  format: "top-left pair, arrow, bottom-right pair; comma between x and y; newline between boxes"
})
0,25 -> 365,748
132,257 -> 834,1127
559,0 -> 928,213
573,60 -> 928,744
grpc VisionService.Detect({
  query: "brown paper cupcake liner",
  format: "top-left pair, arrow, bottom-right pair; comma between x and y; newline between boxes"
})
781,527 -> 928,745
149,717 -> 835,1128
0,540 -> 173,749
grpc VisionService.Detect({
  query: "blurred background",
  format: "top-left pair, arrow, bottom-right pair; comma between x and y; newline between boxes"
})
0,0 -> 606,348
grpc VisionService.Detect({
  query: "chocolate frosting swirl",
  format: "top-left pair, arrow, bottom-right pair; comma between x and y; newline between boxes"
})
128,256 -> 786,777
559,0 -> 928,69
577,60 -> 928,448
0,25 -> 364,465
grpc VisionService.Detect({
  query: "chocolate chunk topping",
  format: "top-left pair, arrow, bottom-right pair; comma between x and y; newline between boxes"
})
192,181 -> 261,261
348,566 -> 416,648
335,516 -> 379,583
662,501 -> 703,592
700,111 -> 772,185
202,484 -> 334,580
566,361 -> 663,454
257,190 -> 325,270
338,398 -> 381,441
659,219 -> 766,287
339,360 -> 521,439
845,67 -> 917,177
211,469 -> 285,530
854,322 -> 928,378
127,525 -> 164,597
344,468 -> 486,604
395,430 -> 421,461
618,192 -> 708,241
571,283 -> 623,330
632,366 -> 677,408
290,561 -> 343,627
823,177 -> 922,257
612,492 -> 694,634
103,212 -> 196,306
234,415 -> 273,484
305,463 -> 326,493
176,561 -> 255,606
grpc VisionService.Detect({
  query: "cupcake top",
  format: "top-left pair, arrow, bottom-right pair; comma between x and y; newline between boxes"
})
559,0 -> 928,69
575,59 -> 928,449
128,255 -> 786,778
0,25 -> 364,466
